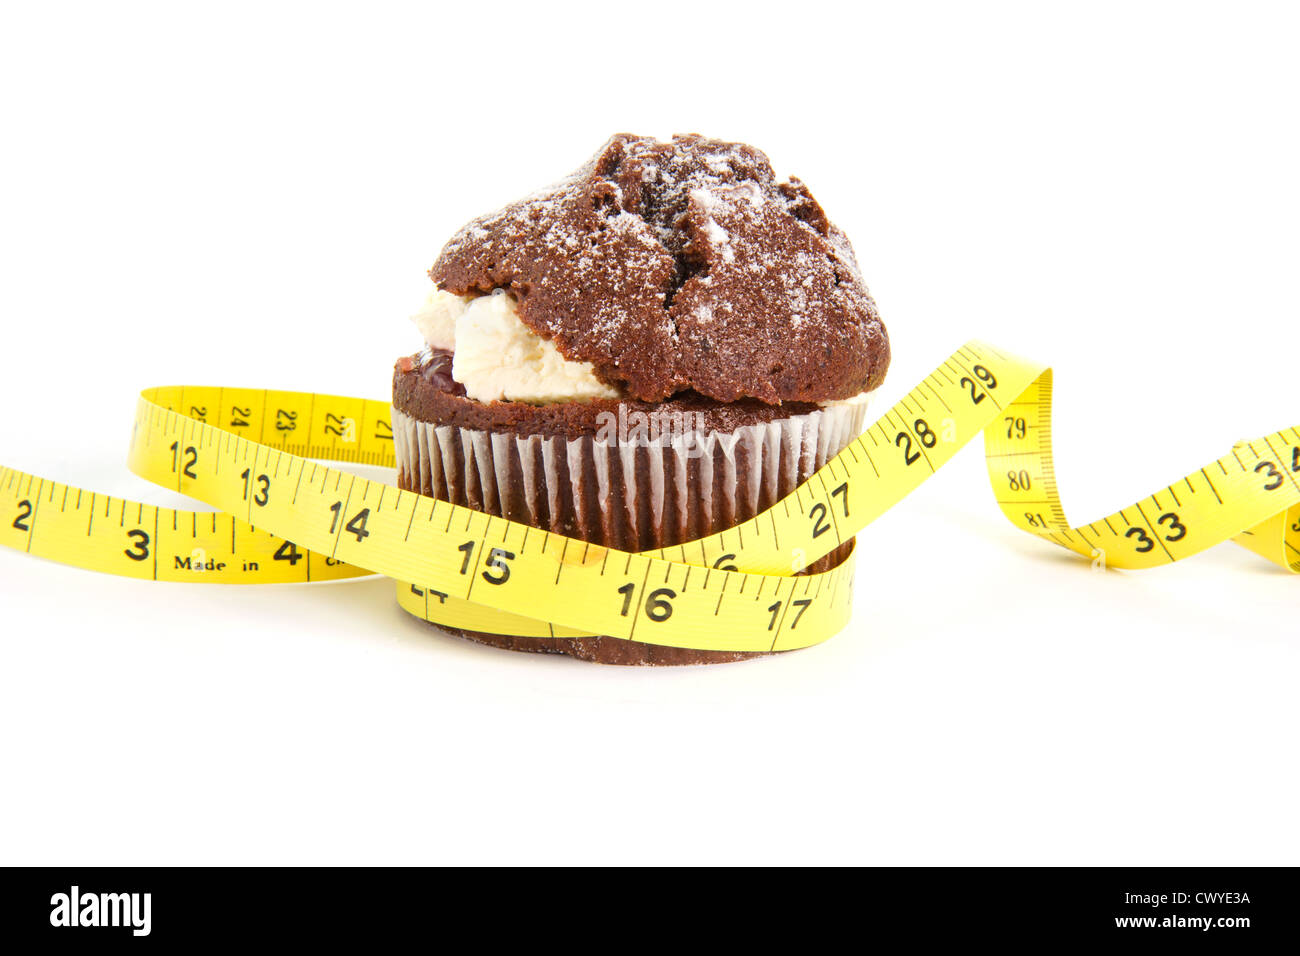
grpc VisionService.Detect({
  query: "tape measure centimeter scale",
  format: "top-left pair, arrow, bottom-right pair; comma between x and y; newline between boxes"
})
1,342 -> 1297,654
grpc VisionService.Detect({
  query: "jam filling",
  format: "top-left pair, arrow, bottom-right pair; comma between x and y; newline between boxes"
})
399,348 -> 466,397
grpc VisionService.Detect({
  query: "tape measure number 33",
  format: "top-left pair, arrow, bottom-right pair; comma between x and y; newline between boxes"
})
2,341 -> 1297,654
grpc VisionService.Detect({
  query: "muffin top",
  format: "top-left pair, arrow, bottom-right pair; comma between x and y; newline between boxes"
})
430,133 -> 889,405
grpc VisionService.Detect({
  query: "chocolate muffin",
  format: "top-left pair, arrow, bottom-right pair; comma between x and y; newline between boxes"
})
394,133 -> 889,664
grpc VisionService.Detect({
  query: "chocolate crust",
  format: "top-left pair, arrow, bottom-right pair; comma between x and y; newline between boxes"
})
430,133 -> 890,405
394,357 -> 824,440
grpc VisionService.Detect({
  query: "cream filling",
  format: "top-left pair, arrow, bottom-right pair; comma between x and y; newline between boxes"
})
409,288 -> 468,352
409,288 -> 620,404
818,390 -> 872,411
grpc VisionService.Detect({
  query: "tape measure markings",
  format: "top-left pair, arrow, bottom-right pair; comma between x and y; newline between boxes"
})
2,341 -> 1297,653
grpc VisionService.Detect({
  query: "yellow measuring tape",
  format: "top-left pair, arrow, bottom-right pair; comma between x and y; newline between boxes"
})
2,341 -> 1297,653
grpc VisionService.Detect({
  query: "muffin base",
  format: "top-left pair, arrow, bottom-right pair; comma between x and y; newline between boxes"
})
417,543 -> 853,665
393,360 -> 867,664
423,621 -> 767,666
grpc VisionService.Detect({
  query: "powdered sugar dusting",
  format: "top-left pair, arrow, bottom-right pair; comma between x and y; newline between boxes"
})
431,133 -> 888,404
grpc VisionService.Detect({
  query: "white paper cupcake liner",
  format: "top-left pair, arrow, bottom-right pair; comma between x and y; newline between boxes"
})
393,397 -> 870,556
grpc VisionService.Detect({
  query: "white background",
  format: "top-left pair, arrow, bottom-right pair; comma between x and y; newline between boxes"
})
1,1 -> 1297,865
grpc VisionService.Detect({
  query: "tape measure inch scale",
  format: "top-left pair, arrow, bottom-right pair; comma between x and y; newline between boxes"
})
2,341 -> 1297,654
